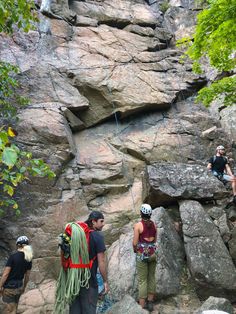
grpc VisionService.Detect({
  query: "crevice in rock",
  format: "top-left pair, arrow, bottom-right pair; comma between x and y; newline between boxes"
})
147,42 -> 168,51
98,20 -> 158,30
175,79 -> 207,103
98,20 -> 131,30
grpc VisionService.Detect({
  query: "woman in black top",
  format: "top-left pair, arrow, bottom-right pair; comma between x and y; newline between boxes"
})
0,236 -> 33,314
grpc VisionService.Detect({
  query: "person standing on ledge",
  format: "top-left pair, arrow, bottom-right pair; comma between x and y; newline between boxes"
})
207,145 -> 236,204
0,236 -> 33,314
133,204 -> 157,312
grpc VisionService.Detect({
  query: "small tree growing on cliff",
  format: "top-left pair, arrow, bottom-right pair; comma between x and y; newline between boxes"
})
179,0 -> 236,107
0,0 -> 55,216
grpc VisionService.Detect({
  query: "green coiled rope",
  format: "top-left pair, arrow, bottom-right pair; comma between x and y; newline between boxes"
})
54,222 -> 91,313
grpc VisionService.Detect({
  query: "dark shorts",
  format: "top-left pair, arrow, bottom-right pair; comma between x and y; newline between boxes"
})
69,286 -> 98,314
2,288 -> 22,304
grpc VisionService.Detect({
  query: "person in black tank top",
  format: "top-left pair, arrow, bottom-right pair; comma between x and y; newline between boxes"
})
0,236 -> 33,314
133,204 -> 157,312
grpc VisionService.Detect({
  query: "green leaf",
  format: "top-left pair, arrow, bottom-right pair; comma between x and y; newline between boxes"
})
0,130 -> 9,145
3,184 -> 14,196
2,147 -> 18,167
19,166 -> 27,173
31,167 -> 42,175
15,209 -> 21,216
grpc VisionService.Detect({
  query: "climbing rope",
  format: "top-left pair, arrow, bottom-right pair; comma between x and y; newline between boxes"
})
107,84 -> 137,212
54,223 -> 91,313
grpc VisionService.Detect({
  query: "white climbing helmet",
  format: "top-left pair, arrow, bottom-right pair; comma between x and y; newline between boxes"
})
140,204 -> 152,215
16,235 -> 29,245
216,145 -> 225,151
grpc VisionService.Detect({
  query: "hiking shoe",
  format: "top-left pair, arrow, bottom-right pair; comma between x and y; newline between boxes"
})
147,301 -> 154,312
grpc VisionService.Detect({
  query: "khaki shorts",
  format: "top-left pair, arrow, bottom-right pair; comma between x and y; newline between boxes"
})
2,288 -> 22,304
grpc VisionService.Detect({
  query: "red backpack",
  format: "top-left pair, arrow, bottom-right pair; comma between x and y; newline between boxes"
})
59,221 -> 96,271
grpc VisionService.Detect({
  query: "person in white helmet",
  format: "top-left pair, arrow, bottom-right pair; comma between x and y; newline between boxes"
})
207,145 -> 236,204
0,236 -> 33,314
133,204 -> 157,312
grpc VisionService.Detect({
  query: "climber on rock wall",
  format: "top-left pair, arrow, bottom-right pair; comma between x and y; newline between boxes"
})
207,145 -> 236,204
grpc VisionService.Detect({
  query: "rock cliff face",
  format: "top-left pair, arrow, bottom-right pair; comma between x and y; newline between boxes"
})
0,0 -> 236,313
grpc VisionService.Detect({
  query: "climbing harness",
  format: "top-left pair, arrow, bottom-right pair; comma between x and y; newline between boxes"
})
136,242 -> 157,261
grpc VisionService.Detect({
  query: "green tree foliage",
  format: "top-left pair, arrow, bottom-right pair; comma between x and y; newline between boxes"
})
0,1 -> 55,215
0,62 -> 28,120
184,0 -> 236,106
0,127 -> 55,216
0,0 -> 37,33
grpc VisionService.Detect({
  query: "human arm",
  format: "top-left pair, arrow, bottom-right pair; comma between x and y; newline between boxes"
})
207,156 -> 213,171
133,223 -> 141,253
225,163 -> 234,176
207,163 -> 212,170
154,224 -> 157,242
207,162 -> 212,171
97,252 -> 109,294
0,266 -> 11,295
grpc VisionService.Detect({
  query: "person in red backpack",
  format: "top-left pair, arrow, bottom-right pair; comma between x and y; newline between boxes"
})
69,211 -> 109,314
133,204 -> 157,312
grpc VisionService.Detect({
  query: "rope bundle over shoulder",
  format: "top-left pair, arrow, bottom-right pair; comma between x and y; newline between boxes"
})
54,222 -> 91,313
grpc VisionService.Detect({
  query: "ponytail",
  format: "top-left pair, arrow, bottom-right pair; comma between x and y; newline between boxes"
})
22,245 -> 33,262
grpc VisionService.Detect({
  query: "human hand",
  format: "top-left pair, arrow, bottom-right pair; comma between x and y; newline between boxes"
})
103,281 -> 109,294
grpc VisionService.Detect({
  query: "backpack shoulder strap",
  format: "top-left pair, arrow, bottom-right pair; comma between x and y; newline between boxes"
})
78,223 -> 97,267
77,222 -> 93,244
212,155 -> 228,164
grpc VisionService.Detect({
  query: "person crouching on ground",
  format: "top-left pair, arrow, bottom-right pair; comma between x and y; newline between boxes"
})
0,236 -> 33,314
133,204 -> 157,312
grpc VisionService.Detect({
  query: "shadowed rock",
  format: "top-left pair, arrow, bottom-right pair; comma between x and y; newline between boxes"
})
179,200 -> 236,301
147,163 -> 229,206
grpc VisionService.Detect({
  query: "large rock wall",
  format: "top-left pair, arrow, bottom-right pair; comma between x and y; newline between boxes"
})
1,0 -> 236,312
